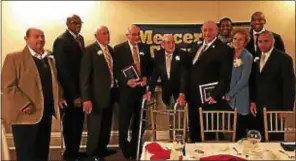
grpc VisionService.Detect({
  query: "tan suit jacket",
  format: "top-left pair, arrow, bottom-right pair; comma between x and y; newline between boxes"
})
1,46 -> 62,125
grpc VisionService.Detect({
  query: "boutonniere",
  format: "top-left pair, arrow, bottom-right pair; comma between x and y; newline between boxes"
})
175,55 -> 180,61
97,50 -> 103,56
212,45 -> 215,48
254,57 -> 260,63
139,51 -> 145,55
197,41 -> 203,45
47,55 -> 55,59
234,58 -> 243,67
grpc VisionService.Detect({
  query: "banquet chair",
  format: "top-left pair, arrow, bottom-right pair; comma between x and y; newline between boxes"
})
150,101 -> 188,143
199,108 -> 238,142
263,107 -> 296,142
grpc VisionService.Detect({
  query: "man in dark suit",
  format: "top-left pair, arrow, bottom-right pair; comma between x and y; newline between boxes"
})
53,14 -> 85,160
144,34 -> 187,106
187,21 -> 233,142
246,11 -> 285,58
249,31 -> 295,141
113,25 -> 152,160
80,26 -> 117,161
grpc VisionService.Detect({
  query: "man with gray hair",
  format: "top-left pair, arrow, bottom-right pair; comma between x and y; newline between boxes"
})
187,21 -> 233,142
80,26 -> 118,161
113,24 -> 152,160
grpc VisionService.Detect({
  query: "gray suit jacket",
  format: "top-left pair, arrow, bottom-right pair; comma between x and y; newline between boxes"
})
226,48 -> 253,115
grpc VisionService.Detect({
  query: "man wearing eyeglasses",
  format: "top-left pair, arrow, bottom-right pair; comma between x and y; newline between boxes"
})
53,14 -> 86,161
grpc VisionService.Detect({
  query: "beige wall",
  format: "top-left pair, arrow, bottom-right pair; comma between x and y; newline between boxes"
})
1,1 -> 295,66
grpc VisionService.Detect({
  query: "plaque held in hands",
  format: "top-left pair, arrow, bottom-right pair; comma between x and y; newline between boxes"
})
122,64 -> 140,81
199,81 -> 218,104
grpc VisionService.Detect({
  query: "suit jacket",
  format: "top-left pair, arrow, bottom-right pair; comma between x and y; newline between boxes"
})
53,30 -> 85,100
149,48 -> 188,105
80,42 -> 116,111
246,30 -> 285,57
188,38 -> 233,105
226,48 -> 253,115
250,48 -> 295,112
1,47 -> 62,125
113,41 -> 152,95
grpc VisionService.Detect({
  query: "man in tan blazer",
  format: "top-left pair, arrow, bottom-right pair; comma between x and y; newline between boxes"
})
1,28 -> 65,161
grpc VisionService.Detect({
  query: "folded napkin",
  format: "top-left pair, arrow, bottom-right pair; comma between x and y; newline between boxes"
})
200,154 -> 246,161
146,142 -> 171,160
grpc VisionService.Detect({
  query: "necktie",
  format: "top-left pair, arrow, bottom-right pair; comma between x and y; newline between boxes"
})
76,36 -> 83,50
193,44 -> 207,64
254,33 -> 259,52
260,53 -> 266,72
104,47 -> 114,87
166,54 -> 172,79
132,46 -> 141,76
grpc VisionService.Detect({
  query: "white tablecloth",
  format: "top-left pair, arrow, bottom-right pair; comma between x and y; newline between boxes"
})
141,141 -> 295,160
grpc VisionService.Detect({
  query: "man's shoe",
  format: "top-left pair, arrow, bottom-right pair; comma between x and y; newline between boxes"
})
84,156 -> 100,161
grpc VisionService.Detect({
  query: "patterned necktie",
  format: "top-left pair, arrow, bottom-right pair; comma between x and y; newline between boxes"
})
76,36 -> 83,49
132,46 -> 141,76
166,54 -> 172,79
104,47 -> 114,87
193,44 -> 207,64
260,53 -> 266,72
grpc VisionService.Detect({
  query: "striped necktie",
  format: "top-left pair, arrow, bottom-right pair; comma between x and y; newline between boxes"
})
132,46 -> 141,76
104,47 -> 114,87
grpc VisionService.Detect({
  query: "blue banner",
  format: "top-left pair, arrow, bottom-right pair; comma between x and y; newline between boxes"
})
136,22 -> 250,56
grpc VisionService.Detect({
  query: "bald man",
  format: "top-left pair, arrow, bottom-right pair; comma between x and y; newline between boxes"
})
188,21 -> 233,142
80,26 -> 117,160
144,34 -> 187,107
53,14 -> 85,161
246,11 -> 285,58
113,25 -> 152,159
2,28 -> 65,161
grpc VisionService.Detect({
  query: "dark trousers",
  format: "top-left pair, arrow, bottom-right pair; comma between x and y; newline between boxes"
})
60,100 -> 84,159
236,114 -> 250,141
250,112 -> 284,142
188,101 -> 201,142
119,88 -> 146,159
12,113 -> 52,161
86,89 -> 116,157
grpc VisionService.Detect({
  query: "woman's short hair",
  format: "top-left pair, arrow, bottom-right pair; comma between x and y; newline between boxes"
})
231,28 -> 251,44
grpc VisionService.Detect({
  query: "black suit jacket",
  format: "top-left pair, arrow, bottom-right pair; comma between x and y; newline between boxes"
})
80,42 -> 115,110
53,30 -> 85,100
250,48 -> 295,112
149,49 -> 188,105
188,39 -> 233,105
246,30 -> 285,57
113,41 -> 152,95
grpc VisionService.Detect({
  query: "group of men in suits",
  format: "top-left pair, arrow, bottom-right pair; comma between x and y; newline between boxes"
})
2,11 -> 295,161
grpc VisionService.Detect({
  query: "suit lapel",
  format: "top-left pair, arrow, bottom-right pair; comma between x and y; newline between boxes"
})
260,49 -> 276,74
23,47 -> 43,91
170,51 -> 178,77
196,39 -> 218,63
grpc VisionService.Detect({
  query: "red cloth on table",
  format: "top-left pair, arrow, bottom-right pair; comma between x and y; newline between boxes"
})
200,154 -> 246,161
145,142 -> 171,160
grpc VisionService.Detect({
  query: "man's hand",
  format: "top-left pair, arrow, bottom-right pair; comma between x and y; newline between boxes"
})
73,97 -> 82,107
83,100 -> 92,114
250,102 -> 257,117
279,113 -> 289,120
59,99 -> 68,109
177,93 -> 187,106
208,97 -> 217,104
143,91 -> 151,101
127,79 -> 139,88
139,77 -> 147,87
22,104 -> 35,115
